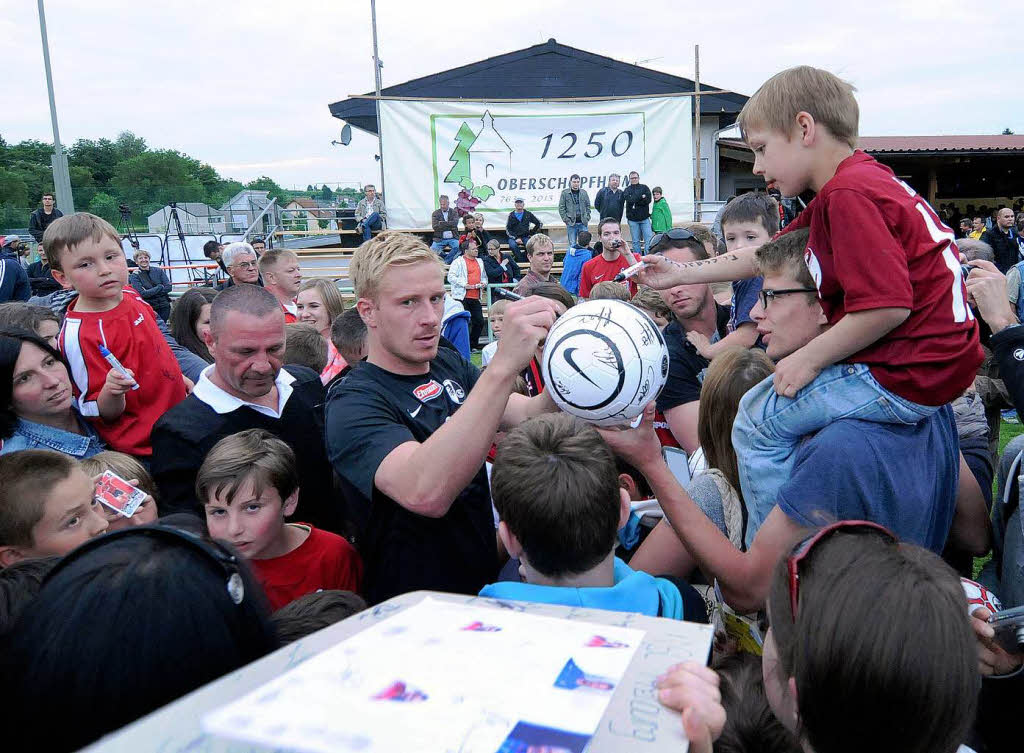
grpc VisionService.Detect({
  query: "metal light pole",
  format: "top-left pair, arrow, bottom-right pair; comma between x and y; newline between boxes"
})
37,0 -> 74,214
370,0 -> 386,197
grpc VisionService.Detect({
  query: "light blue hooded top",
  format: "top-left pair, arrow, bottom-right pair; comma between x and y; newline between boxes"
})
479,558 -> 684,619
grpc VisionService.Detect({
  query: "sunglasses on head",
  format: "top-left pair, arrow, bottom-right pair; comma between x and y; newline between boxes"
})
786,520 -> 897,620
649,228 -> 696,253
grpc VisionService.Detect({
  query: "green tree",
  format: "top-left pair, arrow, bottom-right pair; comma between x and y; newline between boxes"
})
2,139 -> 53,168
111,150 -> 203,215
0,167 -> 30,207
444,121 -> 477,186
245,175 -> 286,204
69,138 -> 118,186
306,184 -> 314,192
70,165 -> 97,207
88,192 -> 121,224
114,131 -> 147,162
320,184 -> 334,201
7,163 -> 53,205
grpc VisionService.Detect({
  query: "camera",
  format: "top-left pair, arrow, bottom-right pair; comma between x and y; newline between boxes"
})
989,605 -> 1024,652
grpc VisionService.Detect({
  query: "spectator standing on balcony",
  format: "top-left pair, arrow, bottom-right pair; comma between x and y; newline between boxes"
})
128,249 -> 172,321
28,194 -> 63,245
558,174 -> 592,249
982,207 -> 1021,273
430,195 -> 461,262
651,187 -> 673,233
623,171 -> 653,255
355,185 -> 387,242
594,174 -> 625,224
505,199 -> 542,262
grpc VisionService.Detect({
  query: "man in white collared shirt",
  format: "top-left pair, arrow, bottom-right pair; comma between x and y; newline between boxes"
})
151,284 -> 343,532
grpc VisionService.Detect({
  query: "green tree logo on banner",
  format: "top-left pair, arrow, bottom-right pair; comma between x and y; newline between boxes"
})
444,122 -> 477,185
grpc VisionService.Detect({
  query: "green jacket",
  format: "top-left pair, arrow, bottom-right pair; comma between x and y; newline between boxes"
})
651,197 -> 673,232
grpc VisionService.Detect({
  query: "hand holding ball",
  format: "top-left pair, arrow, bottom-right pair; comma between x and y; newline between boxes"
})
540,299 -> 669,427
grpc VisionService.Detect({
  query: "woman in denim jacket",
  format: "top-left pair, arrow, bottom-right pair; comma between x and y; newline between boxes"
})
0,328 -> 105,458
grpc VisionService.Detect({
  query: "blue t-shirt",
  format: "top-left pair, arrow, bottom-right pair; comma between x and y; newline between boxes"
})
729,276 -> 764,331
775,405 -> 959,553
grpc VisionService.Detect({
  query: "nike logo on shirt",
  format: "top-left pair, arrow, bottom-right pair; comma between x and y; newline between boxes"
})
594,274 -> 605,281
408,405 -> 422,418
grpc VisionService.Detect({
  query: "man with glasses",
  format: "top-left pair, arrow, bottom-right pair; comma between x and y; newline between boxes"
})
600,227 -> 971,614
217,242 -> 261,290
652,229 -> 730,452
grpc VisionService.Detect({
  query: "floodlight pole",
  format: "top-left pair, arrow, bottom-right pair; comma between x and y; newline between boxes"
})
37,0 -> 74,214
693,44 -> 702,222
370,0 -> 386,197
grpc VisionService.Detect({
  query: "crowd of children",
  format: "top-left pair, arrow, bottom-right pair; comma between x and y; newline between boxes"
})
0,64 -> 1021,753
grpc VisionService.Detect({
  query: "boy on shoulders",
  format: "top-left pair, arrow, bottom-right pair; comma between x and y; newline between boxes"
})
45,213 -> 187,458
637,65 -> 982,516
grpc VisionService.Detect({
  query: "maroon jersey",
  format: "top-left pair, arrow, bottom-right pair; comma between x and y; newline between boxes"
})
782,151 -> 981,406
59,287 -> 186,456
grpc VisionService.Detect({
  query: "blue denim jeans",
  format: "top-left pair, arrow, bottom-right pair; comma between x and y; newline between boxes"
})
628,218 -> 654,256
565,222 -> 587,248
431,238 -> 460,260
361,211 -> 382,241
733,363 -> 936,547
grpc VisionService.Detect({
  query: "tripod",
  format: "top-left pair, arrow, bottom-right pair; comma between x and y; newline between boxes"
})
117,205 -> 142,251
163,203 -> 199,285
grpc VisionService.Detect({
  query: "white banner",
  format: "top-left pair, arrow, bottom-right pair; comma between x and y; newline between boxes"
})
378,97 -> 694,231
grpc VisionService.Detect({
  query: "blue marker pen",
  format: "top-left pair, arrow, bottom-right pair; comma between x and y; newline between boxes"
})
99,345 -> 140,391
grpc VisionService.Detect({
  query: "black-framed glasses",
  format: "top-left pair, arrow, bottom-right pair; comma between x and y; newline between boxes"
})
43,525 -> 246,606
649,228 -> 696,252
759,287 -> 818,309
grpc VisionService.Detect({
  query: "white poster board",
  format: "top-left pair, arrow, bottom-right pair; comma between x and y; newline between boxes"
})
379,97 -> 694,229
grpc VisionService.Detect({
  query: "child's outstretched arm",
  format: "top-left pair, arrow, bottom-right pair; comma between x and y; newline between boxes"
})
637,246 -> 759,289
773,307 -> 910,397
687,322 -> 759,360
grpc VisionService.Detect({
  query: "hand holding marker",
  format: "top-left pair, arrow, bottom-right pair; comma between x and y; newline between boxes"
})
99,345 -> 140,391
613,260 -> 648,283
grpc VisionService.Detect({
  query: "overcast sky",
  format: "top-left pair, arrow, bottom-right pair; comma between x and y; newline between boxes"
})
3,0 -> 1020,189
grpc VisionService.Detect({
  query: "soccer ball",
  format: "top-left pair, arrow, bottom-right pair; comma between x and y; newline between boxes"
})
540,299 -> 669,427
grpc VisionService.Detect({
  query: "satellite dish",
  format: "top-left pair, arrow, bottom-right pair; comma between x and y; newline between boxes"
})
340,124 -> 352,146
